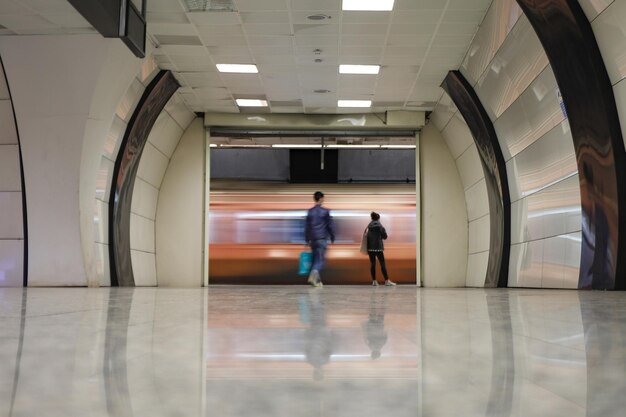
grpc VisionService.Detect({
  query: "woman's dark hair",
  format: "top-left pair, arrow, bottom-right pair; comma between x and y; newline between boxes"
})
314,191 -> 324,202
370,212 -> 380,220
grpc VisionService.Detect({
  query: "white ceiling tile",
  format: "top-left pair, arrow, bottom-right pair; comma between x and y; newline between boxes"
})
382,55 -> 423,65
447,0 -> 492,10
40,12 -> 91,28
250,45 -> 295,56
294,23 -> 340,36
186,11 -> 240,25
200,35 -> 248,46
159,45 -> 209,56
147,0 -> 186,12
243,23 -> 292,36
290,11 -> 341,24
438,22 -> 479,35
389,23 -> 438,35
234,0 -> 288,11
169,54 -> 212,66
291,0 -> 341,11
394,0 -> 446,9
182,72 -> 225,87
296,45 -> 338,55
207,46 -> 251,57
341,35 -> 386,46
342,11 -> 391,23
0,0 -> 34,14
385,45 -> 428,56
210,55 -> 254,64
240,11 -> 290,24
296,55 -> 339,65
342,24 -> 389,35
219,73 -> 261,84
255,55 -> 297,65
196,23 -> 244,38
148,23 -> 197,36
193,87 -> 232,100
0,14 -> 56,32
340,45 -> 383,56
21,0 -> 77,14
431,34 -> 474,47
147,12 -> 190,24
257,64 -> 298,73
295,35 -> 339,46
443,10 -> 487,22
248,36 -> 294,47
338,56 -> 380,65
173,63 -> 215,72
391,9 -> 443,24
270,106 -> 305,113
386,34 -> 432,47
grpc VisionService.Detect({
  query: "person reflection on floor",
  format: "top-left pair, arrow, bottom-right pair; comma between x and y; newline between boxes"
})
302,289 -> 335,380
362,289 -> 389,360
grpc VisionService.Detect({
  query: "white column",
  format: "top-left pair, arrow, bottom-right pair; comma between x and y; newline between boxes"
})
203,129 -> 211,287
415,131 -> 421,286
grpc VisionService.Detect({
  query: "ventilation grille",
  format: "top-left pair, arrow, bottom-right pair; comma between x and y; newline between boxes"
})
184,0 -> 237,12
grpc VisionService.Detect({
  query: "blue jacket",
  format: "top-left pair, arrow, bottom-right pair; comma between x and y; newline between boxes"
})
305,205 -> 335,243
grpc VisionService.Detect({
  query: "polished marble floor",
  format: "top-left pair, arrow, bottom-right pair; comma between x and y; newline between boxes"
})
1,286 -> 626,416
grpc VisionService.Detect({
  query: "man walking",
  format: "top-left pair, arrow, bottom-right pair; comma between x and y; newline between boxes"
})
305,191 -> 335,287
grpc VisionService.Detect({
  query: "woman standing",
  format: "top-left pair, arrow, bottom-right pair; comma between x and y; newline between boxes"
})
366,212 -> 396,286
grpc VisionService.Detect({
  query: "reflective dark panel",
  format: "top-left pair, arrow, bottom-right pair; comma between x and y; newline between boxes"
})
515,0 -> 626,289
441,70 -> 511,288
109,71 -> 179,287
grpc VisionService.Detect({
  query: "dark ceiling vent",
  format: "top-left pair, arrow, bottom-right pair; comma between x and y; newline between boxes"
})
307,14 -> 331,21
184,0 -> 237,12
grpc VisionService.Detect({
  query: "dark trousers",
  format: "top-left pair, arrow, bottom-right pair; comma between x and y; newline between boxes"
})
368,251 -> 389,281
310,239 -> 328,272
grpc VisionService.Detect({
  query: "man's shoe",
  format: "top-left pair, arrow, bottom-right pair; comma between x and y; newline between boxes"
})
308,270 -> 319,286
385,280 -> 396,286
372,281 -> 379,286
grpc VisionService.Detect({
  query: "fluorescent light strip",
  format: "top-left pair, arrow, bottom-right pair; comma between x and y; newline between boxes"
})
383,145 -> 416,149
236,99 -> 268,107
272,144 -> 322,148
339,64 -> 380,75
337,100 -> 372,108
209,144 -> 218,148
326,144 -> 381,148
216,64 -> 258,73
342,0 -> 394,11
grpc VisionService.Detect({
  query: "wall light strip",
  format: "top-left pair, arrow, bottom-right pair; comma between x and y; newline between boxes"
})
339,64 -> 380,74
337,100 -> 372,107
342,0 -> 395,11
272,144 -> 322,148
326,144 -> 381,148
382,145 -> 416,149
216,64 -> 258,73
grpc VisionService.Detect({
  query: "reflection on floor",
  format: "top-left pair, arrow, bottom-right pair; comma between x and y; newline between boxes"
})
0,286 -> 625,416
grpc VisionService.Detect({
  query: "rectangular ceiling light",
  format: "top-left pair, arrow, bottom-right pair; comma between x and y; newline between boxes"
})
338,100 -> 372,108
339,64 -> 380,74
216,64 -> 258,73
236,99 -> 268,107
272,144 -> 322,148
342,0 -> 394,11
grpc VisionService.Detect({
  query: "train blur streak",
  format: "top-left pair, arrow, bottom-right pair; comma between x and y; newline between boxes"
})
209,183 -> 417,285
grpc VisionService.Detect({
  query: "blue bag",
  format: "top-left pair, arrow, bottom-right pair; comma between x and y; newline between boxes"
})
298,251 -> 313,276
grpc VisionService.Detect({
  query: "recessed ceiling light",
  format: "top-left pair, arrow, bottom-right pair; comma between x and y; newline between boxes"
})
338,100 -> 372,108
307,14 -> 331,21
342,0 -> 394,11
236,99 -> 268,107
216,64 -> 258,73
339,64 -> 380,75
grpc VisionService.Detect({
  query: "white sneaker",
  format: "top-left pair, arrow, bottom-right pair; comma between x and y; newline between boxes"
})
385,280 -> 396,286
372,281 -> 379,286
308,270 -> 321,287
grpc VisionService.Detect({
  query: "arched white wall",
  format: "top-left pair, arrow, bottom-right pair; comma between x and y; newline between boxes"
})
0,57 -> 23,287
155,119 -> 205,287
0,34 -> 143,286
420,123 -> 468,287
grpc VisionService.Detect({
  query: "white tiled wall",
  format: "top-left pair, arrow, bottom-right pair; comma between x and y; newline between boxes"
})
0,58 -> 23,287
129,93 -> 195,287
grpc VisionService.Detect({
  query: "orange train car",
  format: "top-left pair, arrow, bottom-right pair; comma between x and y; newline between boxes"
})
209,182 -> 417,284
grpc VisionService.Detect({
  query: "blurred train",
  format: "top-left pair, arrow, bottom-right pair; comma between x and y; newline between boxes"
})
209,181 -> 417,284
